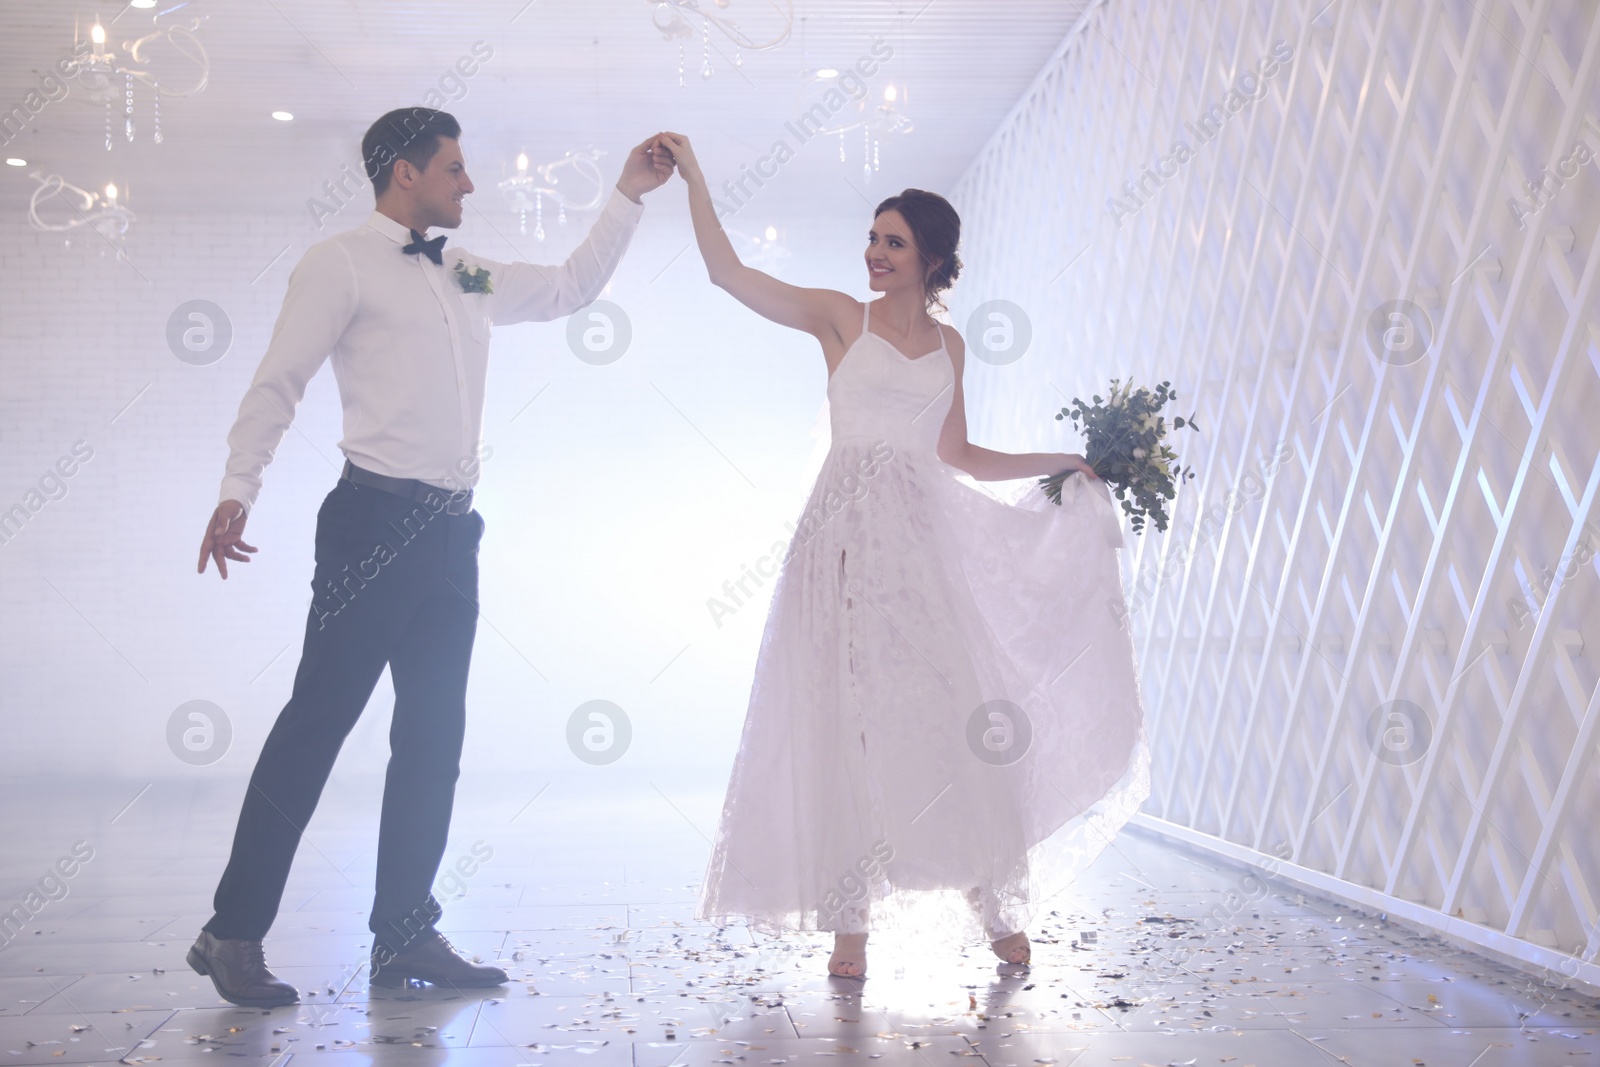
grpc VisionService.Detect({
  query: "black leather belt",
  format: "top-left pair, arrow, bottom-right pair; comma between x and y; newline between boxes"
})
341,459 -> 474,515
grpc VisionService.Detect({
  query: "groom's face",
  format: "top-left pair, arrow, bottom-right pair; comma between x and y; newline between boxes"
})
414,136 -> 473,229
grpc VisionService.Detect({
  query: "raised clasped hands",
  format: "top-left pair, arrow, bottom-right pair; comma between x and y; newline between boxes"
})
617,133 -> 680,203
653,132 -> 700,185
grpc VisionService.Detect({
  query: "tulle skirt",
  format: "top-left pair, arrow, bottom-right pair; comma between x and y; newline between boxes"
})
697,437 -> 1150,943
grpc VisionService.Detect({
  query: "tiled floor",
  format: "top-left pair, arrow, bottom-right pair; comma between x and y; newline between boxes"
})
1,773 -> 1596,1067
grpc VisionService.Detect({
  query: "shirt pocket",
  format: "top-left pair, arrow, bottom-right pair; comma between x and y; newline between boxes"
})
464,298 -> 493,345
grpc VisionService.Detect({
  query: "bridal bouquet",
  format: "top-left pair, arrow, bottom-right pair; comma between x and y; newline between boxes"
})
1040,378 -> 1198,534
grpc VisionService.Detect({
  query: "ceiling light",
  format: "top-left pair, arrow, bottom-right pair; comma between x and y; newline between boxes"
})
271,111 -> 294,121
815,68 -> 838,79
71,13 -> 209,148
5,158 -> 26,167
650,0 -> 794,86
129,0 -> 156,7
500,146 -> 607,240
27,171 -> 135,240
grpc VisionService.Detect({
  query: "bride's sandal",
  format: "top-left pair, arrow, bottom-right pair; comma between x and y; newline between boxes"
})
828,933 -> 867,977
991,931 -> 1031,965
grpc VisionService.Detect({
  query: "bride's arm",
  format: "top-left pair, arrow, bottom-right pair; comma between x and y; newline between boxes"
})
658,132 -> 855,340
937,329 -> 1098,482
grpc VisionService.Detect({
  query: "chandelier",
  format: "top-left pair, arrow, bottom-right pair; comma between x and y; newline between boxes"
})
28,171 -> 135,241
808,80 -> 913,183
647,0 -> 794,86
498,148 -> 609,240
65,8 -> 210,150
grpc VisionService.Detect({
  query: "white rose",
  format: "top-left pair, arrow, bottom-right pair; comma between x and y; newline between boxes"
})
1133,447 -> 1147,459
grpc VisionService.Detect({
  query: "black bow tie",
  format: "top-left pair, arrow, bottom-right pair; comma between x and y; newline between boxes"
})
402,228 -> 447,265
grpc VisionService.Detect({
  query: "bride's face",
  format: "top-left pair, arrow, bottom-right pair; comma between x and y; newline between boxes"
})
864,209 -> 932,295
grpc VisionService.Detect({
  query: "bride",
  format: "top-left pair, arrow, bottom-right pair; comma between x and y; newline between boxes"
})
657,133 -> 1150,978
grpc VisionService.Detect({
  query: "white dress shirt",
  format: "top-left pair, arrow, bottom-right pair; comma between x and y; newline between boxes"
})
218,188 -> 645,513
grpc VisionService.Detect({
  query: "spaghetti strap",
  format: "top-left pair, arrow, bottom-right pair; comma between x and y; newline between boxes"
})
861,300 -> 872,334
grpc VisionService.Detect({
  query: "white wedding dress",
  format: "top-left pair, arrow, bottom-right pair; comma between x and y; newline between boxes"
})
698,301 -> 1151,943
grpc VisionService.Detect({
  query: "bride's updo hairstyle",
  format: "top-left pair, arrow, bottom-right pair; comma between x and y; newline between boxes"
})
873,189 -> 963,312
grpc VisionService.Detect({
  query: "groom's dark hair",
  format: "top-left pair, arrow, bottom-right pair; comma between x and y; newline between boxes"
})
362,108 -> 461,197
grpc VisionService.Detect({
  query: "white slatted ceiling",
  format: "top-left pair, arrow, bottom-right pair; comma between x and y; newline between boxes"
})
0,0 -> 1095,216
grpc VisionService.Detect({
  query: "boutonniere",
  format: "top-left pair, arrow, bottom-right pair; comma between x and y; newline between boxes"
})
452,258 -> 493,295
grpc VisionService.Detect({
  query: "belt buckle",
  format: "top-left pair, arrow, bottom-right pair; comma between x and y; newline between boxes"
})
418,484 -> 471,515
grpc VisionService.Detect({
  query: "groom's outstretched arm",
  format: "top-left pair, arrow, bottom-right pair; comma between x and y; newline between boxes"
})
485,135 -> 673,324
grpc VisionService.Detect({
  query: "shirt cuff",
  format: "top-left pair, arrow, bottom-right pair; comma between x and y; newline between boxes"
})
218,478 -> 258,517
606,184 -> 648,220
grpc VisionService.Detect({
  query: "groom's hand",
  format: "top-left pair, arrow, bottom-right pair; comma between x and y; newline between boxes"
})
198,499 -> 258,579
616,134 -> 677,203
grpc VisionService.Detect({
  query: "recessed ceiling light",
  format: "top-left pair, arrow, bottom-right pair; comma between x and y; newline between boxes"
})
4,158 -> 26,167
271,111 -> 294,121
814,68 -> 839,79
129,0 -> 156,7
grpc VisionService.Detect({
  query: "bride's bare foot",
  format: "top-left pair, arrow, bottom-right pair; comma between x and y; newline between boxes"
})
828,933 -> 867,977
991,931 -> 1031,965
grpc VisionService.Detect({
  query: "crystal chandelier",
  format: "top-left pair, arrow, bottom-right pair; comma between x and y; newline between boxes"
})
65,8 -> 210,150
809,81 -> 913,184
498,148 -> 608,240
648,0 -> 794,86
28,171 -> 135,241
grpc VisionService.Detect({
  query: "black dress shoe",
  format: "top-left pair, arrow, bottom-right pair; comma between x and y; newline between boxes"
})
370,930 -> 508,988
187,931 -> 300,1007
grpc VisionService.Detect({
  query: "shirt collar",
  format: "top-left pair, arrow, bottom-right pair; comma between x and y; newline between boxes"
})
364,209 -> 422,245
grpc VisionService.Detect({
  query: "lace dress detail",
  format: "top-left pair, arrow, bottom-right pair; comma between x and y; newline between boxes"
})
698,301 -> 1151,944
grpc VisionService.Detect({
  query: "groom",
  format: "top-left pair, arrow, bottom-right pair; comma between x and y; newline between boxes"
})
190,107 -> 673,1007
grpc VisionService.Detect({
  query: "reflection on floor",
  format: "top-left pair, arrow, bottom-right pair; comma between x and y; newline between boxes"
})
0,774 -> 1596,1067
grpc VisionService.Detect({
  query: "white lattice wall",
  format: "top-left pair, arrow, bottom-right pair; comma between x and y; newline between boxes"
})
948,0 -> 1600,980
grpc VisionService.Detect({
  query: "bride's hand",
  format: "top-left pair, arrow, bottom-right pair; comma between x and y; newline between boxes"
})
656,132 -> 703,185
1056,453 -> 1099,480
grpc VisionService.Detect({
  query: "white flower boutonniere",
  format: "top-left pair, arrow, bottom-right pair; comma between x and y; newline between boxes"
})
452,258 -> 493,295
